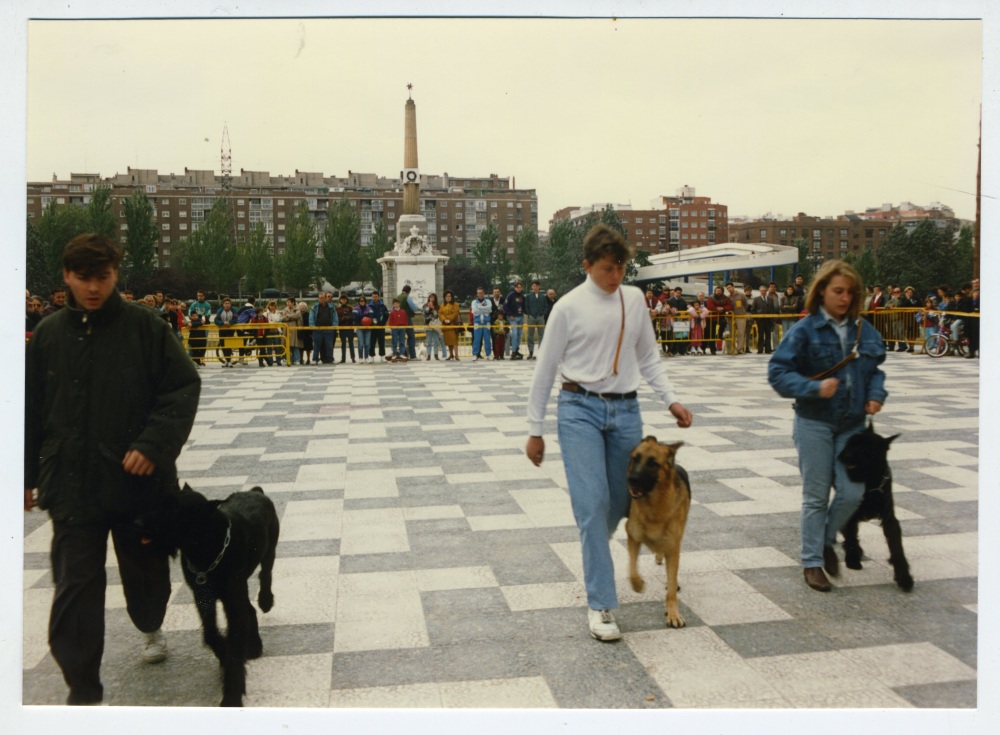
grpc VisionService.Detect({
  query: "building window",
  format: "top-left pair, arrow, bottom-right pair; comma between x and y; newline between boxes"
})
162,236 -> 170,243
179,223 -> 187,230
162,248 -> 170,256
759,229 -> 767,239
179,198 -> 186,204
237,211 -> 244,218
161,210 -> 169,217
237,224 -> 245,231
162,224 -> 170,230
179,211 -> 187,217
813,229 -> 821,238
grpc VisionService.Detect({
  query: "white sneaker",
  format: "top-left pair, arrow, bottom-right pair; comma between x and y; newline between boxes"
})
142,629 -> 167,663
587,609 -> 621,642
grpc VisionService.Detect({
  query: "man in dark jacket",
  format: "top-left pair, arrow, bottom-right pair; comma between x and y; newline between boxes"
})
24,233 -> 201,705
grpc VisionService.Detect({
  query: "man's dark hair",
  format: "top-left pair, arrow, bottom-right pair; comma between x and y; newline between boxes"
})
402,285 -> 411,293
768,281 -> 777,287
725,282 -> 734,288
583,224 -> 630,265
531,280 -> 540,286
62,233 -> 122,277
370,290 -> 379,296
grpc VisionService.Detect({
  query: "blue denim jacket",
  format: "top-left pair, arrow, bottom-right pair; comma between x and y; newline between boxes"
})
768,312 -> 887,427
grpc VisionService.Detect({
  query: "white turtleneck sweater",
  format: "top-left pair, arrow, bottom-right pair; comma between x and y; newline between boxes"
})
527,275 -> 681,437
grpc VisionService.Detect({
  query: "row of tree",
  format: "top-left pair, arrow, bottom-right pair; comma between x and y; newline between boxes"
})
26,188 -> 973,304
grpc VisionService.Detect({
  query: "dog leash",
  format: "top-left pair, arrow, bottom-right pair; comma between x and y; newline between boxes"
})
809,315 -> 864,381
186,521 -> 232,586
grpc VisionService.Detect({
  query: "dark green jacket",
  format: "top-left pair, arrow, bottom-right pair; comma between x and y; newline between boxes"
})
25,292 -> 201,524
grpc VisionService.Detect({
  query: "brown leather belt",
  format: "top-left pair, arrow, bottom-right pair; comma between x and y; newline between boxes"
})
561,382 -> 637,400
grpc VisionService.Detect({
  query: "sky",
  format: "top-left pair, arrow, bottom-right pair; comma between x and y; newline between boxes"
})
20,13 -> 984,225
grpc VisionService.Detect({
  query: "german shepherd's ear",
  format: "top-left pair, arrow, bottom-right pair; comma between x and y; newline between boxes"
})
643,435 -> 658,444
665,441 -> 684,451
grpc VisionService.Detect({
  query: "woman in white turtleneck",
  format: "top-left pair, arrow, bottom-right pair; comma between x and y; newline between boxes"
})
525,224 -> 693,642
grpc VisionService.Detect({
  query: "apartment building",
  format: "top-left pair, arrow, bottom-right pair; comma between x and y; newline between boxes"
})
26,168 -> 538,268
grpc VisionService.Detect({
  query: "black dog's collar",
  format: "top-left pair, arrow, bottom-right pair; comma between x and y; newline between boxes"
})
871,473 -> 891,493
186,521 -> 232,585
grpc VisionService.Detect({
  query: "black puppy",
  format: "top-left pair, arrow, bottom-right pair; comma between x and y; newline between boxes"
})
137,484 -> 280,706
838,422 -> 913,591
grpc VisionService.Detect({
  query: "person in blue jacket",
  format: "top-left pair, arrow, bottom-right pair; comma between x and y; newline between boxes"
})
768,260 -> 888,593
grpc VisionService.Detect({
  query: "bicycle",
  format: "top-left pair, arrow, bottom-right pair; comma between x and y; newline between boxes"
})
923,321 -> 969,358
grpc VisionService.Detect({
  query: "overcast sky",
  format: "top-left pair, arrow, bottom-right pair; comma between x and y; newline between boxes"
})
22,15 -> 983,224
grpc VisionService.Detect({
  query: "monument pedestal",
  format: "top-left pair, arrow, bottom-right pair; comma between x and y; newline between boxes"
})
379,214 -> 448,305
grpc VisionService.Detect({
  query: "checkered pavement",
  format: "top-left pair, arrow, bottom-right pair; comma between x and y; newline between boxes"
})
22,351 -> 978,708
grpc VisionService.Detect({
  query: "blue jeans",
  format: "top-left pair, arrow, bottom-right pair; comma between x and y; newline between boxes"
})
472,325 -> 493,357
557,390 -> 643,610
425,329 -> 443,358
391,328 -> 406,356
792,414 -> 866,568
357,329 -> 372,360
313,330 -> 334,363
508,315 -> 524,353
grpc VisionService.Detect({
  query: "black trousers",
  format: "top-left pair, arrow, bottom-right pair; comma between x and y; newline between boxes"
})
371,329 -> 386,357
756,319 -> 774,353
49,519 -> 172,702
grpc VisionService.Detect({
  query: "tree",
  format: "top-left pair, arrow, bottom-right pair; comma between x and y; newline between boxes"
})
360,218 -> 394,291
443,260 -> 488,301
855,245 -> 878,289
34,200 -> 90,290
472,221 -> 499,288
494,236 -> 513,290
240,223 -> 274,295
513,226 -> 539,285
543,217 -> 585,297
276,201 -> 318,294
318,199 -> 362,290
26,217 -> 49,296
625,249 -> 652,285
87,184 -> 118,241
121,190 -> 159,285
874,221 -> 957,295
181,199 -> 239,295
599,204 -> 627,240
793,238 -> 814,283
949,225 -> 975,288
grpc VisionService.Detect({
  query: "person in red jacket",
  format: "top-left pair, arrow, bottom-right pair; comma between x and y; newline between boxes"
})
388,299 -> 410,361
705,285 -> 733,355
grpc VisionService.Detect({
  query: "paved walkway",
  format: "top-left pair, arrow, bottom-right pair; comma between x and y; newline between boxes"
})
21,352 -> 979,710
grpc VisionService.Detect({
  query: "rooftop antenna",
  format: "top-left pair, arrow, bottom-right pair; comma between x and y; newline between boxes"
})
221,123 -> 232,192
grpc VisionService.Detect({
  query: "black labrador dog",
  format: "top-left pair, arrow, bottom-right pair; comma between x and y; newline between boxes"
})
838,422 -> 913,591
136,484 -> 280,706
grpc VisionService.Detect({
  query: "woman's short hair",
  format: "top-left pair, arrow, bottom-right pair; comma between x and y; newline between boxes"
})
583,224 -> 631,265
443,289 -> 454,301
803,260 -> 864,319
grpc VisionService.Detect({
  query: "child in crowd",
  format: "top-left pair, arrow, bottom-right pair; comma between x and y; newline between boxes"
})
687,298 -> 709,355
492,312 -> 509,360
251,306 -> 273,367
915,298 -> 940,354
388,299 -> 409,362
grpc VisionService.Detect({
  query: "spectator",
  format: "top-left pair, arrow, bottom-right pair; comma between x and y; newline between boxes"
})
666,287 -> 688,356
26,294 -> 43,333
779,284 -> 803,343
503,281 -> 526,360
644,288 -> 663,349
353,295 -> 375,364
235,297 -> 257,364
396,284 -> 420,359
915,297 -> 939,353
187,290 -> 212,366
336,294 -> 356,364
792,273 -> 806,299
492,311 -> 510,360
966,282 -> 980,359
687,298 -> 709,355
886,287 -> 906,352
368,291 -> 390,363
725,282 -> 749,354
41,287 -> 66,318
422,292 -> 444,361
282,297 -> 304,365
705,285 -> 732,355
900,286 -> 921,353
752,283 -> 780,354
297,301 -> 313,365
25,233 -> 200,704
471,287 -> 494,361
214,297 -> 237,367
309,291 -> 338,365
388,298 -> 409,361
440,290 -> 462,361
265,300 -> 285,365
524,280 -> 548,360
250,306 -> 273,367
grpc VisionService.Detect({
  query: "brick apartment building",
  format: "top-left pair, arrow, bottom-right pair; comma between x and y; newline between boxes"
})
728,202 -> 964,263
26,168 -> 538,268
549,185 -> 729,254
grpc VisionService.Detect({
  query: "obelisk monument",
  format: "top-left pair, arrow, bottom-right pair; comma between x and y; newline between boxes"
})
379,85 -> 448,304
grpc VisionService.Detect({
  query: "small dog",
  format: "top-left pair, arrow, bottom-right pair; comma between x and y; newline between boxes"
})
838,421 -> 913,591
625,437 -> 691,628
136,484 -> 280,706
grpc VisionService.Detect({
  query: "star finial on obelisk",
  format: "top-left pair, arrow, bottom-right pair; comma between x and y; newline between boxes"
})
407,83 -> 413,100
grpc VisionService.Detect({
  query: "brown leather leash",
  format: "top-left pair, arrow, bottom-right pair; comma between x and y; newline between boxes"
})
809,315 -> 864,380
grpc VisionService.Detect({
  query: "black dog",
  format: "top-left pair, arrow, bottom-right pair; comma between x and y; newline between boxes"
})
838,422 -> 913,591
137,484 -> 280,706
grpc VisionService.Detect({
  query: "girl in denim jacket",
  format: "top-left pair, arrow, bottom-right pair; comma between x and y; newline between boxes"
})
768,260 -> 887,592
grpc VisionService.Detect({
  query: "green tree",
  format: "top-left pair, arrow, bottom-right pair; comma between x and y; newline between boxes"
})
443,260 -> 488,301
26,217 -> 49,296
240,223 -> 274,295
543,217 -> 586,297
513,226 -> 539,285
181,199 -> 239,295
793,238 -> 814,283
494,236 -> 513,290
472,221 -> 499,288
121,190 -> 159,285
34,200 -> 89,289
599,204 -> 627,240
855,245 -> 878,289
87,184 -> 118,241
949,225 -> 975,287
360,218 -> 394,292
319,199 -> 362,290
874,221 -> 955,294
276,201 -> 318,294
625,249 -> 652,285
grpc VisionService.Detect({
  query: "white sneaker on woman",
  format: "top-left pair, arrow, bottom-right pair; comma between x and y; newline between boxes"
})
587,609 -> 621,642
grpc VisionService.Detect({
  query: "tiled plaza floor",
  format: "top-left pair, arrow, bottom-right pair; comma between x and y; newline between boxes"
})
21,351 -> 979,709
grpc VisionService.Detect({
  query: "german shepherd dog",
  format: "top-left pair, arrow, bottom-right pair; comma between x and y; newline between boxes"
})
838,421 -> 913,591
625,437 -> 691,628
135,484 -> 280,706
